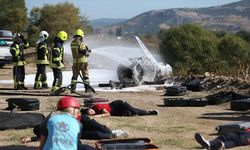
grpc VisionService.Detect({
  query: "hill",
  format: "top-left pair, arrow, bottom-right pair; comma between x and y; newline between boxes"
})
89,18 -> 127,28
102,0 -> 250,34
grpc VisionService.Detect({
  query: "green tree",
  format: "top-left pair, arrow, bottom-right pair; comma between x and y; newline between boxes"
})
80,16 -> 93,34
0,0 -> 27,32
236,30 -> 250,43
115,26 -> 122,37
29,7 -> 41,26
26,7 -> 42,46
27,2 -> 92,43
218,34 -> 250,78
37,3 -> 83,38
159,24 -> 220,75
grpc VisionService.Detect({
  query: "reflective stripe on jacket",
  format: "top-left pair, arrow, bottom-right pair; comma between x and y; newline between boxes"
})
49,42 -> 64,69
36,41 -> 49,65
10,43 -> 27,66
71,37 -> 87,63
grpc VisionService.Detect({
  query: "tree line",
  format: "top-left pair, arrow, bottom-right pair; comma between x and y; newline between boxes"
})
0,0 -> 92,46
159,24 -> 250,79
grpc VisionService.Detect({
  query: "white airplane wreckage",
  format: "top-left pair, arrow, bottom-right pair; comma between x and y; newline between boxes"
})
102,36 -> 172,89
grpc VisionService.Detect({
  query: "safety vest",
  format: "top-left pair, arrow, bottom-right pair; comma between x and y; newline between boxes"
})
49,42 -> 64,69
71,37 -> 88,64
10,42 -> 29,66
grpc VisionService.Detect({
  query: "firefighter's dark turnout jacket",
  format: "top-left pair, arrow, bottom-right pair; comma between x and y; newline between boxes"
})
49,38 -> 64,92
34,41 -> 49,89
10,40 -> 29,89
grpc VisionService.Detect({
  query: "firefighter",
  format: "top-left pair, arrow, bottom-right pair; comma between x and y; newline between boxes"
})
10,33 -> 29,90
34,31 -> 49,89
70,29 -> 91,93
49,31 -> 67,92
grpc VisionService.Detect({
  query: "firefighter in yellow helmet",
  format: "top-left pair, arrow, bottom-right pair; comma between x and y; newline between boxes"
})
49,31 -> 67,92
10,33 -> 29,90
70,29 -> 91,93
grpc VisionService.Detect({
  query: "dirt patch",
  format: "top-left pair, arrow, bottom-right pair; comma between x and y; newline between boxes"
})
0,64 -> 249,150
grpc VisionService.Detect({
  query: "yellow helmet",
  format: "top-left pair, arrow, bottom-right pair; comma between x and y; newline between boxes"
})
57,31 -> 68,41
75,29 -> 84,37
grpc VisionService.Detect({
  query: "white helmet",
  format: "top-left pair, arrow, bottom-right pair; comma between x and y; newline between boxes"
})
39,31 -> 49,39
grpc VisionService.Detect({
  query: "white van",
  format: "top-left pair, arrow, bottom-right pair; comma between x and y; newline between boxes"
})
0,30 -> 13,68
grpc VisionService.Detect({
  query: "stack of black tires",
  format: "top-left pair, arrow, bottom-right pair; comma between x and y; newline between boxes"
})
163,78 -> 250,110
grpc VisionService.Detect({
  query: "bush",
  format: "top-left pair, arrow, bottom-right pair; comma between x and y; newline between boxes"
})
159,24 -> 250,79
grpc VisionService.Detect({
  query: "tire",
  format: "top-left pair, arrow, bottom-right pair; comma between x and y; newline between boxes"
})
230,98 -> 250,111
206,91 -> 232,105
163,98 -> 207,107
188,98 -> 208,107
163,98 -> 188,107
0,63 -> 5,68
165,86 -> 187,96
6,98 -> 40,111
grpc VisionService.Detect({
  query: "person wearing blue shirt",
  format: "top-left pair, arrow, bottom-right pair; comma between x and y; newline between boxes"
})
39,96 -> 81,150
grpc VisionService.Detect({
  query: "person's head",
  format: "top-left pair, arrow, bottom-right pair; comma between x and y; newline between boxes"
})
74,29 -> 84,38
57,96 -> 80,118
81,108 -> 96,116
39,31 -> 49,40
13,33 -> 22,43
57,31 -> 68,42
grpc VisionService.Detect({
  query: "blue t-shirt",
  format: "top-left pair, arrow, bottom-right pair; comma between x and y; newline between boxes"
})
43,113 -> 80,150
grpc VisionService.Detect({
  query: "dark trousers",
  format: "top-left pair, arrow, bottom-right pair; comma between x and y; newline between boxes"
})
34,64 -> 47,88
52,68 -> 62,91
210,131 -> 250,148
78,143 -> 97,150
109,100 -> 149,116
80,115 -> 112,140
13,65 -> 25,88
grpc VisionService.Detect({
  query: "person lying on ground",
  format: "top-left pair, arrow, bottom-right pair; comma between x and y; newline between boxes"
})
38,96 -> 96,150
194,129 -> 250,150
21,122 -> 43,143
80,114 -> 128,139
21,112 -> 128,143
81,100 -> 159,117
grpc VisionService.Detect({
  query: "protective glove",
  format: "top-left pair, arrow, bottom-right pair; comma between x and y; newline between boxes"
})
20,35 -> 28,44
55,61 -> 61,67
86,51 -> 90,57
79,49 -> 87,55
86,46 -> 91,52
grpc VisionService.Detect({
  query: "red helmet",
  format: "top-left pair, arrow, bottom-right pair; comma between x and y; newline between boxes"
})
57,96 -> 80,110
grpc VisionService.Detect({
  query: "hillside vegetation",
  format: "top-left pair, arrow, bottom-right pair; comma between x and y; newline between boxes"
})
104,0 -> 250,34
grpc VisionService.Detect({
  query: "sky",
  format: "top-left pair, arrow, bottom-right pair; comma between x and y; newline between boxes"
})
25,0 -> 240,20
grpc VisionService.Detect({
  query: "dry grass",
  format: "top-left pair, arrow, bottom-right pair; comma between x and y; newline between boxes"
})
0,64 -> 249,150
